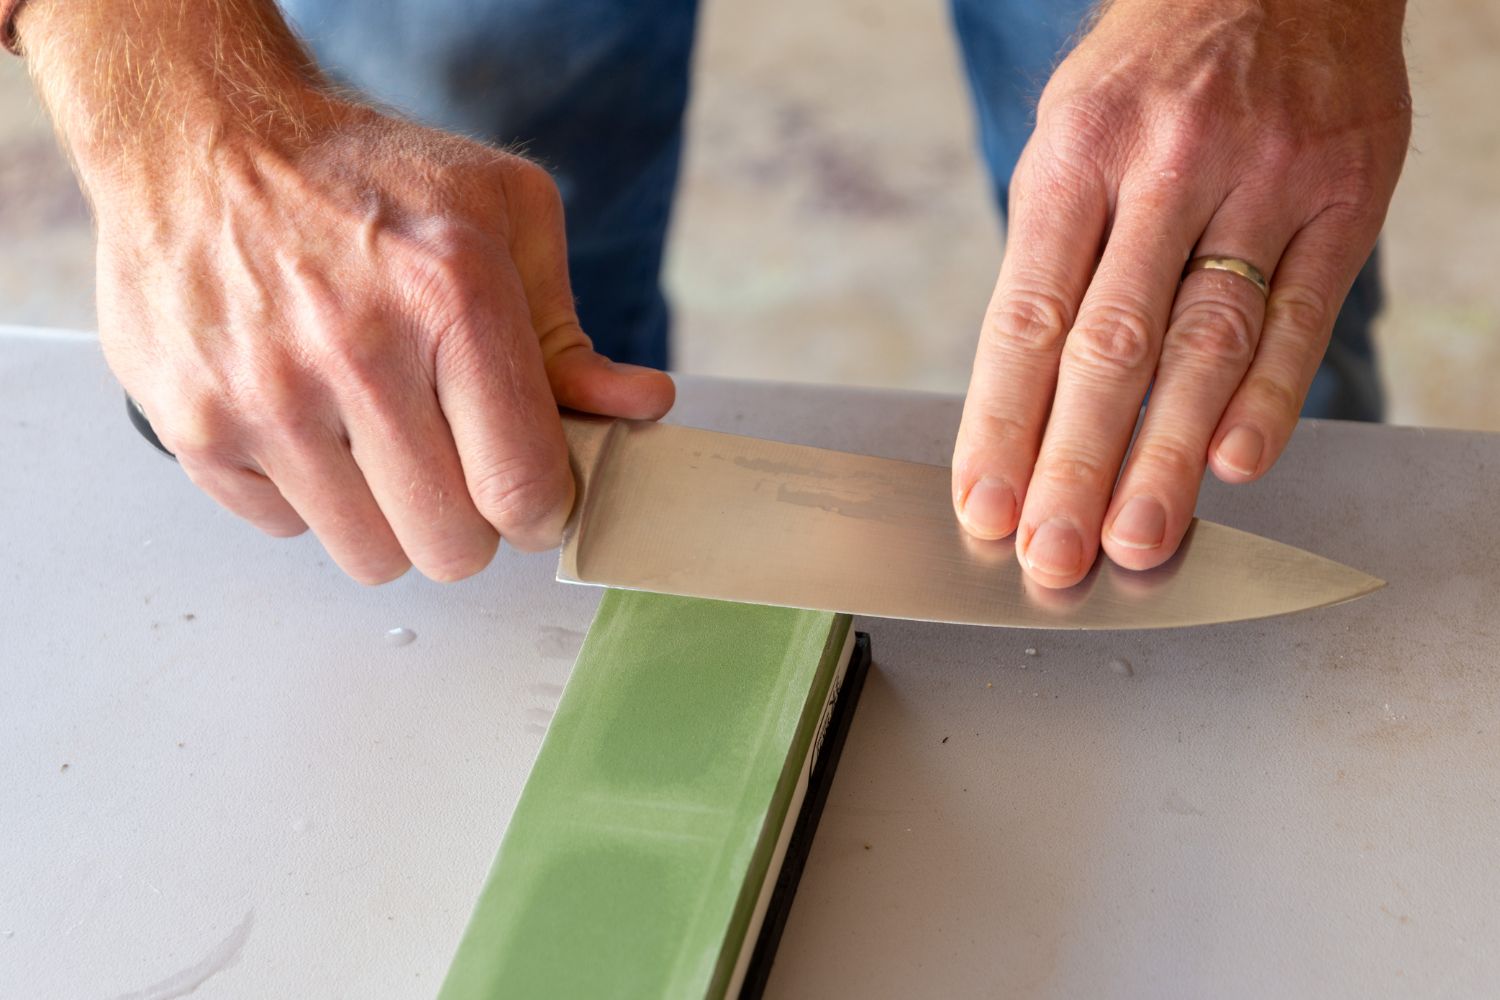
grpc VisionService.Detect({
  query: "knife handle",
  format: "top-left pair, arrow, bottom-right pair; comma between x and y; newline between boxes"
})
127,394 -> 176,460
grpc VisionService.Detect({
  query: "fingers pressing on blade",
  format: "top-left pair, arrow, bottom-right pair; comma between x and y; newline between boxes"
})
951,153 -> 1109,543
1102,195 -> 1292,570
1013,178 -> 1212,588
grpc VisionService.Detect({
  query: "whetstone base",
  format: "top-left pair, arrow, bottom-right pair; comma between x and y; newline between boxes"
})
740,632 -> 871,999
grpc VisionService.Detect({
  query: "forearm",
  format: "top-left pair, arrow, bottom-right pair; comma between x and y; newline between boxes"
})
15,0 -> 332,189
1103,0 -> 1406,19
1100,0 -> 1407,51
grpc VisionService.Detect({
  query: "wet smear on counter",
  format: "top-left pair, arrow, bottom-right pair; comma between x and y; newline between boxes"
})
114,910 -> 255,1000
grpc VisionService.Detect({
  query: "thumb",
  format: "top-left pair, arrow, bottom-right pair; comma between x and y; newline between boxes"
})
541,332 -> 677,420
502,158 -> 675,420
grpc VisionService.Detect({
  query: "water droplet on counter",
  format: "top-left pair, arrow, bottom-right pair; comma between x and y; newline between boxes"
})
384,627 -> 417,647
1109,657 -> 1134,677
1024,647 -> 1038,657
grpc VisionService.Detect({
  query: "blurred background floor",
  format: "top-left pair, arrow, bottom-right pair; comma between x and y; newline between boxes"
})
3,0 -> 1497,430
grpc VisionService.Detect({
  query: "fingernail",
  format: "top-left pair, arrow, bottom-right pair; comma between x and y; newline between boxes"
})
959,476 -> 1017,538
1216,426 -> 1265,477
1024,517 -> 1084,578
1109,496 -> 1166,550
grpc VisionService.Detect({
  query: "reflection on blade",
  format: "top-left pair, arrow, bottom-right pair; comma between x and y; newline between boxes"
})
556,416 -> 1384,630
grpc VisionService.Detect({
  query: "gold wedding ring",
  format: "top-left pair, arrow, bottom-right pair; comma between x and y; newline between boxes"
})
1184,255 -> 1270,299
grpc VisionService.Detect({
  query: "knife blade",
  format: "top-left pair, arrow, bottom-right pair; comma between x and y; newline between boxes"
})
557,413 -> 1383,630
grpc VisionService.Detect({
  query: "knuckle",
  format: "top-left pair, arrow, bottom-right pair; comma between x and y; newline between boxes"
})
1066,302 -> 1157,373
1173,301 -> 1257,365
508,156 -> 560,197
964,408 -> 1034,455
1320,146 -> 1383,210
1242,372 -> 1303,423
537,323 -> 591,360
1147,121 -> 1209,182
1028,96 -> 1120,180
279,253 -> 343,330
326,520 -> 411,585
404,234 -> 483,323
1038,95 -> 1114,151
303,320 -> 398,407
1129,437 -> 1204,483
471,458 -> 568,530
380,208 -> 491,322
239,389 -> 327,449
421,219 -> 484,273
1129,96 -> 1219,187
1267,285 -> 1331,343
499,156 -> 564,217
984,289 -> 1074,354
260,520 -> 309,540
1037,450 -> 1114,497
335,535 -> 413,585
1254,128 -> 1301,176
154,390 -> 233,460
233,359 -> 311,430
350,557 -> 412,587
253,408 -> 328,450
1329,173 -> 1378,214
1014,146 -> 1095,200
419,540 -> 497,584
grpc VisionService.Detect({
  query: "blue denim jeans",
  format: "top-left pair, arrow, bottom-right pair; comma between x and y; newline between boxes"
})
281,0 -> 1383,420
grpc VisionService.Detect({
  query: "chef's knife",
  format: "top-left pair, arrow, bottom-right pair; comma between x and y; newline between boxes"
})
558,413 -> 1383,630
127,395 -> 1382,628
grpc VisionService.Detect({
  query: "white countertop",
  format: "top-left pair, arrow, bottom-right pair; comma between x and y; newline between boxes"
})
4,328 -> 1498,999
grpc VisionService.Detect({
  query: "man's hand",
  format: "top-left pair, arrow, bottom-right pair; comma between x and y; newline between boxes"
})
952,0 -> 1410,587
20,0 -> 673,584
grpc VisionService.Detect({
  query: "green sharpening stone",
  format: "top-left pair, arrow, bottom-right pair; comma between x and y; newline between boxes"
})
438,590 -> 871,998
